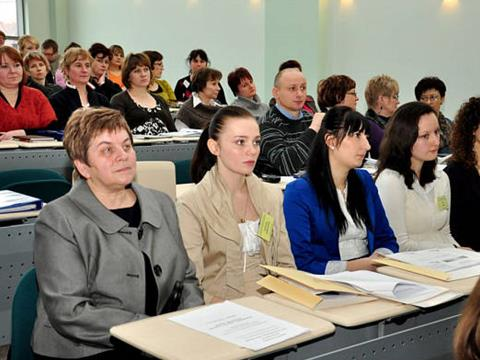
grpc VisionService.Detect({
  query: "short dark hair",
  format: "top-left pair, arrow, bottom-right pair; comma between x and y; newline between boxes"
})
414,76 -> 447,100
64,42 -> 81,53
307,106 -> 371,234
122,52 -> 151,89
191,106 -> 255,183
186,49 -> 209,65
191,67 -> 222,93
227,67 -> 253,96
41,39 -> 58,52
376,101 -> 437,188
317,75 -> 356,112
278,59 -> 302,72
143,50 -> 163,66
450,97 -> 480,169
0,31 -> 6,40
89,42 -> 112,60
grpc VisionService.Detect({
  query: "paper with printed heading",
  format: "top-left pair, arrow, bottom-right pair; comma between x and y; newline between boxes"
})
168,301 -> 309,351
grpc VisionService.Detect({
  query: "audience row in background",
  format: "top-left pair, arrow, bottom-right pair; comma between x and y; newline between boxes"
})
1,35 -> 453,147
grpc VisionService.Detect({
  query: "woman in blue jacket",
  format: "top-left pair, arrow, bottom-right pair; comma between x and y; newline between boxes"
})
284,106 -> 398,274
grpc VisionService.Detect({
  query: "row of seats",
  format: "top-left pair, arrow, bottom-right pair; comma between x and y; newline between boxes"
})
0,159 -> 193,203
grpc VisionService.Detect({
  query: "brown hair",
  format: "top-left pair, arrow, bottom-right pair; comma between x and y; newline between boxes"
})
60,48 -> 92,78
364,74 -> 399,109
63,107 -> 133,168
0,45 -> 23,65
121,52 -> 151,89
454,278 -> 480,360
450,97 -> 480,169
23,51 -> 49,71
227,67 -> 253,96
191,67 -> 222,93
317,75 -> 356,112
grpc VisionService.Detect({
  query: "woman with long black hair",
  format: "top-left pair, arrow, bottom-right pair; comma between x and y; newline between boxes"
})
284,106 -> 398,274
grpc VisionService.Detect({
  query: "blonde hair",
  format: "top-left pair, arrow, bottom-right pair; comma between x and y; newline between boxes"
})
17,35 -> 39,54
60,48 -> 93,78
364,74 -> 399,109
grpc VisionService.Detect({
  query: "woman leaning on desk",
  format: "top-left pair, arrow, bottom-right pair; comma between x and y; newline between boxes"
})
283,106 -> 398,275
375,101 -> 459,251
176,106 -> 295,304
110,52 -> 176,135
0,46 -> 56,140
444,97 -> 480,251
32,107 -> 203,359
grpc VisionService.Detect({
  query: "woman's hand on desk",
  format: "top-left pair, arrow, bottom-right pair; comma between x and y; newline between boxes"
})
0,129 -> 26,141
346,253 -> 382,272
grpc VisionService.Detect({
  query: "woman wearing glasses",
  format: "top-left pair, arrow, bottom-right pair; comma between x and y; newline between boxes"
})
316,75 -> 359,113
415,76 -> 452,153
364,75 -> 400,158
375,102 -> 459,251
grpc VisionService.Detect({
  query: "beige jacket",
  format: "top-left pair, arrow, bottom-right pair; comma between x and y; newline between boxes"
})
177,165 -> 295,303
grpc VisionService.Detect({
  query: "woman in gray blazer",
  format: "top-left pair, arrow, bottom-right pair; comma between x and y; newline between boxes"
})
32,107 -> 203,359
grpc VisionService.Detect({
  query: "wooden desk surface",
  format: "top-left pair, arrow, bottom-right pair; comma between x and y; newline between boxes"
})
110,296 -> 335,360
265,293 -> 417,328
378,266 -> 479,295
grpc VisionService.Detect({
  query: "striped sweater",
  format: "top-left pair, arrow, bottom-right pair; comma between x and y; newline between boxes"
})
256,106 -> 315,176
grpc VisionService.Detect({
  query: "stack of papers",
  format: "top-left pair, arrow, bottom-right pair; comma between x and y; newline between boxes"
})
316,270 -> 461,308
375,248 -> 480,281
168,301 -> 309,351
13,135 -> 55,142
0,190 -> 43,214
260,266 -> 461,308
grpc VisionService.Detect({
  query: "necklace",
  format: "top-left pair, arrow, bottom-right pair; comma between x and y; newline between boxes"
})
237,183 -> 250,223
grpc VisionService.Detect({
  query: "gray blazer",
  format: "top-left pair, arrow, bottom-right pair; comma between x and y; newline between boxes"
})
32,180 -> 204,358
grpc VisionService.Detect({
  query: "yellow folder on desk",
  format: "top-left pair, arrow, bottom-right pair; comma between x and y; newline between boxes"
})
257,275 -> 323,309
261,265 -> 364,295
373,257 -> 451,281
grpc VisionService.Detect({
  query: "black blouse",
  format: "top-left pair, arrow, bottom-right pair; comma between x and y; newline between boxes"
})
444,161 -> 480,250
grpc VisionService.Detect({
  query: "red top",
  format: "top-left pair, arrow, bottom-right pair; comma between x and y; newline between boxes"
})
0,86 -> 57,132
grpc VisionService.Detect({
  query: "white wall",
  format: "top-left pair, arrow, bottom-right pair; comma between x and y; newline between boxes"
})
66,0 -> 266,104
323,0 -> 477,118
25,0 -> 480,118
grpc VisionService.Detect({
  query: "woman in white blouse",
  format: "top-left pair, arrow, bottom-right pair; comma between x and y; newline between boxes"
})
375,101 -> 459,251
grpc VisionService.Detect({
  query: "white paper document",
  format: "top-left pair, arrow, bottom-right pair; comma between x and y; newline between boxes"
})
388,248 -> 480,272
387,248 -> 480,280
168,301 -> 310,351
314,270 -> 461,307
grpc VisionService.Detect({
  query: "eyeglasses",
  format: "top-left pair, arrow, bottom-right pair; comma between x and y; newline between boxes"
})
390,94 -> 399,100
346,90 -> 357,97
420,95 -> 441,102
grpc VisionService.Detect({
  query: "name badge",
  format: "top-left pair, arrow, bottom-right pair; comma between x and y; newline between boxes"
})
437,195 -> 449,211
257,213 -> 274,242
183,79 -> 190,88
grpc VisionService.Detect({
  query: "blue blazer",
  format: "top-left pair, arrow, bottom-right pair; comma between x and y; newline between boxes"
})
283,169 -> 398,274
